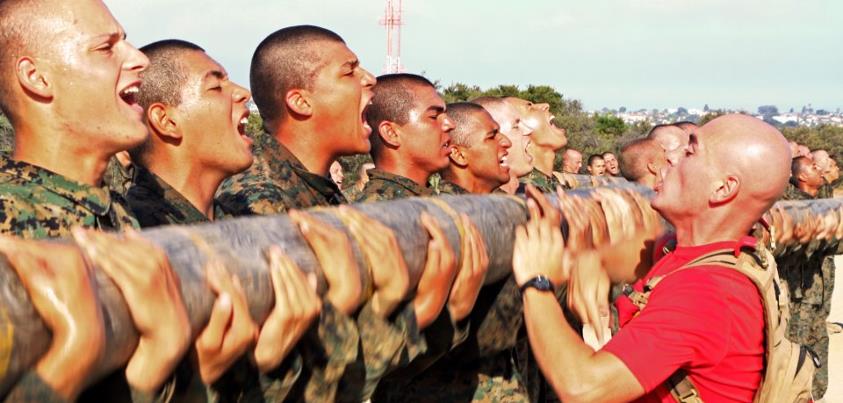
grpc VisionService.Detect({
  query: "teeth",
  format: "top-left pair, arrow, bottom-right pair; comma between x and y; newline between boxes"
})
121,86 -> 139,96
240,117 -> 249,126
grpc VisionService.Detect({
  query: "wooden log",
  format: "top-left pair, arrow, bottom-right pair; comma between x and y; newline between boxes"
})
0,187 -> 840,395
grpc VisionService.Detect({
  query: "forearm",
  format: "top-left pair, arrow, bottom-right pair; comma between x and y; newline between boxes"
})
523,290 -> 641,402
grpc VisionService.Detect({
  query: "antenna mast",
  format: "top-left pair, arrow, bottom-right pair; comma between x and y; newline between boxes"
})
380,0 -> 404,74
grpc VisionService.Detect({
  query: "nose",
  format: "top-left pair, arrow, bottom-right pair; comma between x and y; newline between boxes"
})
500,134 -> 512,149
123,41 -> 150,73
361,67 -> 376,88
442,114 -> 455,131
233,83 -> 251,103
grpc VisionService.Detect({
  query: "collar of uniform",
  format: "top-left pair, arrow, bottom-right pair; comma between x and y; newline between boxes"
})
437,179 -> 470,195
0,158 -> 112,215
522,167 -> 552,183
784,183 -> 818,200
367,168 -> 433,196
260,134 -> 347,205
132,165 -> 209,223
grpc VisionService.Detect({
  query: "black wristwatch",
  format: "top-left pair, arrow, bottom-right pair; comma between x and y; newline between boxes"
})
519,275 -> 555,294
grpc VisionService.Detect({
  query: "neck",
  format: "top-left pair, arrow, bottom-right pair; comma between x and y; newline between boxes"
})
144,153 -> 226,220
13,124 -> 109,186
637,175 -> 657,190
797,181 -> 820,197
529,145 -> 556,176
376,154 -> 432,187
671,210 -> 753,247
443,168 -> 496,194
499,175 -> 520,194
276,123 -> 333,176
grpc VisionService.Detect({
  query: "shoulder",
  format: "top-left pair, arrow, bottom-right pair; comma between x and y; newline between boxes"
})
217,162 -> 292,216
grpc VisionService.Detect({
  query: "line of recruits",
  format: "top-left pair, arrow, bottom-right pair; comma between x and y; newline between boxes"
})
0,1 -> 837,402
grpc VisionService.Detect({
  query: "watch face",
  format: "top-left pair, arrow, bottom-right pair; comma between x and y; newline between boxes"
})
535,276 -> 552,290
522,275 -> 554,293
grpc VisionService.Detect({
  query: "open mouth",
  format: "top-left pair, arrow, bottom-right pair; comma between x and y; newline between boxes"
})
237,112 -> 253,146
119,83 -> 143,116
361,99 -> 373,135
499,153 -> 510,171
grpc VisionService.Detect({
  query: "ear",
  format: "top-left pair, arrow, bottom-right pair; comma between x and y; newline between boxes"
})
146,103 -> 182,141
449,145 -> 468,167
15,57 -> 52,100
646,161 -> 658,176
710,175 -> 739,205
377,121 -> 401,148
285,89 -> 312,117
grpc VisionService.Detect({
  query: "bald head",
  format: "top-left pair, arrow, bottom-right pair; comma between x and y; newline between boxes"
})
708,115 -> 790,206
562,148 -> 582,174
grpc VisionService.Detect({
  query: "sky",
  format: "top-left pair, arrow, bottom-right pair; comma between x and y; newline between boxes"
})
106,0 -> 843,112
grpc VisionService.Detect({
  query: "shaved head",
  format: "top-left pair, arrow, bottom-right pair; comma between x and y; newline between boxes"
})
365,73 -> 435,131
446,102 -> 494,147
562,148 -> 583,174
0,0 -> 74,120
250,25 -> 344,126
647,124 -> 688,152
137,40 -> 205,111
812,149 -> 830,170
619,137 -> 665,186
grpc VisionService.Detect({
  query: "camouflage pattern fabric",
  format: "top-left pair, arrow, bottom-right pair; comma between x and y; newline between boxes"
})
126,166 -> 220,227
3,371 -> 67,403
103,156 -> 135,197
435,179 -> 470,196
216,135 -> 346,215
354,169 -> 433,202
0,157 -> 138,239
214,137 -> 433,402
517,168 -> 566,194
777,183 -> 835,399
378,277 -> 530,403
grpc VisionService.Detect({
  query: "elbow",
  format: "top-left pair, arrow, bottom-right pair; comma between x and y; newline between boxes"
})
549,376 -> 610,403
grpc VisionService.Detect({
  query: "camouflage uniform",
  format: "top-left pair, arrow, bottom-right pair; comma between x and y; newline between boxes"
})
216,135 -> 346,215
435,179 -> 470,196
103,156 -> 135,197
517,168 -> 566,194
778,183 -> 835,398
216,137 -> 424,402
353,169 -> 434,202
0,158 -> 194,402
126,166 -> 224,227
0,157 -> 138,239
373,178 -> 529,402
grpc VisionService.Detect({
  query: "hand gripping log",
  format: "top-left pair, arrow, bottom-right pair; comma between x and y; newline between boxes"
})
1,186 -> 842,395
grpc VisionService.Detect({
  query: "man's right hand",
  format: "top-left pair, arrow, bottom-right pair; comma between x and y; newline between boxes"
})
252,246 -> 321,373
73,228 -> 191,394
289,210 -> 362,315
0,236 -> 105,400
338,205 -> 410,319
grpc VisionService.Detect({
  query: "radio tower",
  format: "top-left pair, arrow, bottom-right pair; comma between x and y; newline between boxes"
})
380,0 -> 403,74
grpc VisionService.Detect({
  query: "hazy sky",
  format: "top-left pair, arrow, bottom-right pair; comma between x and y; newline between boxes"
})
106,0 -> 843,111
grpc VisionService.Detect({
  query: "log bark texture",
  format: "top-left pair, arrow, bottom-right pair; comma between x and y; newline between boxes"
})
0,187 -> 839,395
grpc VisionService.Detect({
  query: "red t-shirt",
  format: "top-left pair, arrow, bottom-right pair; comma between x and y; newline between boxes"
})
603,239 -> 765,403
